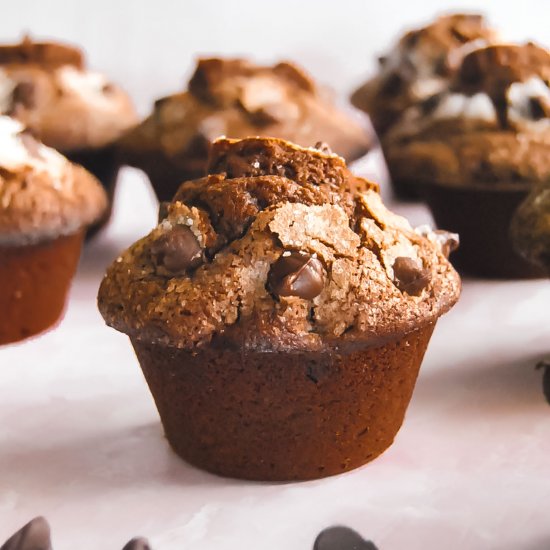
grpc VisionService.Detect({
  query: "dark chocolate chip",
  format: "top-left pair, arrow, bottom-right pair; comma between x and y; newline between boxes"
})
18,129 -> 42,159
0,516 -> 52,550
313,526 -> 379,550
433,230 -> 460,257
393,256 -> 431,295
150,225 -> 203,274
380,72 -> 404,96
268,251 -> 325,300
12,81 -> 36,109
420,93 -> 443,115
122,537 -> 152,550
536,361 -> 550,405
529,96 -> 550,120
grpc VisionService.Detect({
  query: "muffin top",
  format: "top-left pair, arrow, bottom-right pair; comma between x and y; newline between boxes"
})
351,13 -> 498,135
117,58 -> 372,184
0,37 -> 138,151
384,43 -> 550,187
98,137 -> 460,352
511,181 -> 550,272
0,116 -> 107,245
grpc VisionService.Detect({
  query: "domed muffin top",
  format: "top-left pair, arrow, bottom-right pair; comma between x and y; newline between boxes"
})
351,13 -> 498,134
98,137 -> 460,352
116,57 -> 372,183
0,116 -> 107,245
0,36 -> 137,150
383,43 -> 550,187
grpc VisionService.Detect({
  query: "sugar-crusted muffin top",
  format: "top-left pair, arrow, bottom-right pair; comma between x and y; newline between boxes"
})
0,37 -> 137,151
0,116 -> 107,245
116,58 -> 372,184
351,13 -> 498,134
383,43 -> 550,187
98,137 -> 460,351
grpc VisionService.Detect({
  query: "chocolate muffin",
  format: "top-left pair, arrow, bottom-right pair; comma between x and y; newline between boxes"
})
511,181 -> 550,274
383,43 -> 550,278
351,14 -> 498,199
0,116 -> 107,345
117,58 -> 373,201
98,137 -> 460,481
0,37 -> 137,235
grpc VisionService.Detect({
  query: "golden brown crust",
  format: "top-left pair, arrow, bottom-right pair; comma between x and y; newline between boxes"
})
98,138 -> 460,351
0,117 -> 107,244
0,37 -> 137,150
351,13 -> 498,135
116,57 -> 372,188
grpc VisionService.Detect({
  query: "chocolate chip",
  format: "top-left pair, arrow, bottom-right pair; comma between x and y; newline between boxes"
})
150,225 -> 203,274
314,141 -> 333,155
18,129 -> 42,159
268,251 -> 325,300
380,72 -> 404,96
0,517 -> 52,550
122,537 -> 152,550
529,96 -> 550,120
393,256 -> 431,295
420,93 -> 443,115
536,361 -> 550,405
12,81 -> 36,109
313,526 -> 379,550
433,229 -> 460,257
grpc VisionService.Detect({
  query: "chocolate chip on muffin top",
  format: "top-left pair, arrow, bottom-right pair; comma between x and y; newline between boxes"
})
98,137 -> 460,351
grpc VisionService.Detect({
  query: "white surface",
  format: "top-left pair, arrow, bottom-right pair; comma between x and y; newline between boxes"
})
1,171 -> 550,549
0,0 -> 547,116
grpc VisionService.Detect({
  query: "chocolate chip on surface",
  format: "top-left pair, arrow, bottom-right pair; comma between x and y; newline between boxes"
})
433,229 -> 460,257
150,225 -> 202,274
268,251 -> 325,300
122,537 -> 152,550
313,526 -> 379,550
0,516 -> 52,550
393,256 -> 431,295
313,141 -> 333,154
536,360 -> 550,405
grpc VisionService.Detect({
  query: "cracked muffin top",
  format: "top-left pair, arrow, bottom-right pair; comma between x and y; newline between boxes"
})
116,58 -> 373,198
0,37 -> 138,151
383,43 -> 550,188
0,116 -> 107,245
98,137 -> 460,352
351,13 -> 499,135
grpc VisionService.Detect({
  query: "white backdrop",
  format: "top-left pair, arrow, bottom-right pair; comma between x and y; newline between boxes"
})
2,0 -> 548,115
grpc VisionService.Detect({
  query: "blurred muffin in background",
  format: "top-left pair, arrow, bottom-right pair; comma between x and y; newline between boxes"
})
351,13 -> 499,199
0,116 -> 106,345
511,182 -> 550,274
0,37 -> 138,235
117,58 -> 374,202
384,43 -> 550,278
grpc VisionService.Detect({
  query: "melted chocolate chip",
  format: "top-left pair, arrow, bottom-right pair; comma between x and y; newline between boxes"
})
0,517 -> 52,550
393,256 -> 431,295
122,537 -> 152,550
12,81 -> 36,109
313,526 -> 379,550
268,252 -> 325,300
150,225 -> 203,274
536,361 -> 550,405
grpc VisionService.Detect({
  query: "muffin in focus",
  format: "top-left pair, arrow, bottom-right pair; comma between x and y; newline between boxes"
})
351,14 -> 498,198
511,181 -> 550,274
0,116 -> 107,345
117,58 -> 374,201
0,37 -> 138,234
383,43 -> 550,278
98,137 -> 460,481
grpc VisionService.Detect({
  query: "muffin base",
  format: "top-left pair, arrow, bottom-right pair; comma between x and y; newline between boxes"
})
0,231 -> 84,345
65,147 -> 120,239
423,183 -> 546,279
131,323 -> 435,481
